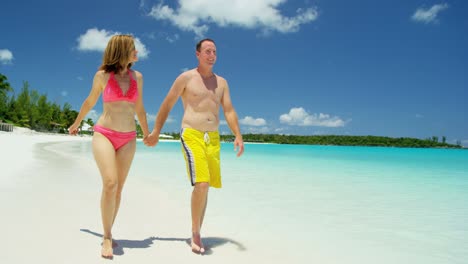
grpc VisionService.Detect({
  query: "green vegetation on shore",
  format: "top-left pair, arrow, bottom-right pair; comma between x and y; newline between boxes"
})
1,73 -> 462,149
230,134 -> 462,148
160,133 -> 462,149
1,73 -> 78,132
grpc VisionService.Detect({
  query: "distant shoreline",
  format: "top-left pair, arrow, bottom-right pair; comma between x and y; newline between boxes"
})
1,126 -> 464,149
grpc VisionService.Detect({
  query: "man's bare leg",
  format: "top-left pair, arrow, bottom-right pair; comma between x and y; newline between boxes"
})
200,195 -> 208,229
191,182 -> 209,253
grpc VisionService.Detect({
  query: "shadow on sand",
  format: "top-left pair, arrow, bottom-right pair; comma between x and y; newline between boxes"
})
80,228 -> 246,256
80,229 -> 157,256
152,236 -> 246,255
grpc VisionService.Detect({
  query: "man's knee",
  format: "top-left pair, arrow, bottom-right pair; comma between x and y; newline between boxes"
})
194,182 -> 209,192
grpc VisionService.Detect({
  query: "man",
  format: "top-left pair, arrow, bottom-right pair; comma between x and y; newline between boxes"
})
145,38 -> 244,254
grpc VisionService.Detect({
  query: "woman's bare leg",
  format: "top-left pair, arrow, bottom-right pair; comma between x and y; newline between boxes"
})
92,133 -> 118,258
112,139 -> 136,224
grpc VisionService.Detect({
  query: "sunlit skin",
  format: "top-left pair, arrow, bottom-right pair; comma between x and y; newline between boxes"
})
145,39 -> 244,254
69,38 -> 149,259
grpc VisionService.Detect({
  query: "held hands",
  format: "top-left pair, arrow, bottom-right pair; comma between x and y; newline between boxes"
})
144,131 -> 160,147
234,136 -> 244,157
142,134 -> 149,146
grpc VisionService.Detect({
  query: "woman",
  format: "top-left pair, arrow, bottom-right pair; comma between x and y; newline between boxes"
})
68,34 -> 150,259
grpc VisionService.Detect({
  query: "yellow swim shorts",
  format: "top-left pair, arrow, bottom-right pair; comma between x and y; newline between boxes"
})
180,128 -> 222,188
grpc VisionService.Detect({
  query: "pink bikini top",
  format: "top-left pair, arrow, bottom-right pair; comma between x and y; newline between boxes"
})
103,70 -> 138,103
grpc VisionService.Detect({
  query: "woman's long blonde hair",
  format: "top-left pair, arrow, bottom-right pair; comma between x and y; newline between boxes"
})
99,34 -> 135,73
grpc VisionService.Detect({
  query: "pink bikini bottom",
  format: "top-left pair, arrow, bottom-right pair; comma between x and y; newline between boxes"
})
94,125 -> 137,150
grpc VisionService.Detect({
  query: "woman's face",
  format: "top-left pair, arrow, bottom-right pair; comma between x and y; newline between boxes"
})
129,45 -> 138,63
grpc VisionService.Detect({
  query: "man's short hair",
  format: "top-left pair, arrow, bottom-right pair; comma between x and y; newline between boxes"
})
196,38 -> 215,51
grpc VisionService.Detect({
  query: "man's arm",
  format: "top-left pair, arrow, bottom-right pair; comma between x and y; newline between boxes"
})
221,81 -> 244,157
145,73 -> 187,146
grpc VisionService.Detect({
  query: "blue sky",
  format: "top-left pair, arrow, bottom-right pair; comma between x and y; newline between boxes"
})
1,0 -> 467,145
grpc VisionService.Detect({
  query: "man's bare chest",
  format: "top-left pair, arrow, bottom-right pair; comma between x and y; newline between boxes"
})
186,78 -> 223,101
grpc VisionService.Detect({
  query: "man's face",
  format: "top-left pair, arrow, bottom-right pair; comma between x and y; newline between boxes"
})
197,41 -> 217,66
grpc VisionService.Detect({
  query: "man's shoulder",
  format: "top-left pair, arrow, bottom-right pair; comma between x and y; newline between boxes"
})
171,69 -> 195,88
215,74 -> 226,81
214,74 -> 228,86
187,68 -> 200,76
178,68 -> 196,79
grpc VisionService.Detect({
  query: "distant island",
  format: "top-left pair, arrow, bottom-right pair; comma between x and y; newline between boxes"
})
160,132 -> 462,149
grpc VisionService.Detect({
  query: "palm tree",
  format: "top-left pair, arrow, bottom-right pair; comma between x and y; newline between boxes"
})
0,73 -> 13,120
0,73 -> 13,96
86,118 -> 95,127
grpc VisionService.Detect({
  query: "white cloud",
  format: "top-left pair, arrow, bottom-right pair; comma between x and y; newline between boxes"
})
77,28 -> 110,51
77,28 -> 149,59
166,33 -> 180,43
134,40 -> 150,59
415,113 -> 423,118
148,0 -> 319,38
61,91 -> 68,97
411,3 -> 449,24
245,126 -> 270,134
274,127 -> 285,133
146,113 -> 176,124
85,110 -> 99,122
240,116 -> 267,126
0,49 -> 13,64
166,115 -> 176,123
145,31 -> 180,43
146,113 -> 157,121
279,107 -> 345,127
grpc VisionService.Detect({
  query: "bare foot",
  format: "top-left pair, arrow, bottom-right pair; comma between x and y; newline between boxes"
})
101,237 -> 113,259
191,232 -> 205,254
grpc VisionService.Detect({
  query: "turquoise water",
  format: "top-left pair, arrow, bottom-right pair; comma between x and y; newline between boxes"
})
73,141 -> 468,263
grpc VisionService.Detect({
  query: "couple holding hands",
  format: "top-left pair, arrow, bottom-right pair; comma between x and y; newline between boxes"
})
68,35 -> 244,259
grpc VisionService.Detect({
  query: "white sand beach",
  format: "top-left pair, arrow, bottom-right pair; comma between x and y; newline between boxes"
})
0,129 -> 255,264
4,128 -> 466,264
